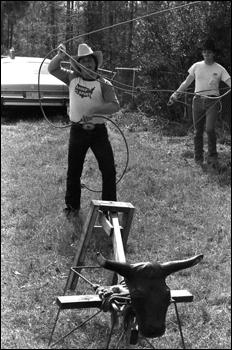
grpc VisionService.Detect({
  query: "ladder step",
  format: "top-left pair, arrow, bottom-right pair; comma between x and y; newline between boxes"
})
56,290 -> 193,310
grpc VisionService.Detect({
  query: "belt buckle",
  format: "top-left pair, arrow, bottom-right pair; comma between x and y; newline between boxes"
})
82,122 -> 95,130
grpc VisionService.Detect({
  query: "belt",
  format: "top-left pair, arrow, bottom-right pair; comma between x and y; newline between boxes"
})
71,121 -> 106,130
195,95 -> 218,98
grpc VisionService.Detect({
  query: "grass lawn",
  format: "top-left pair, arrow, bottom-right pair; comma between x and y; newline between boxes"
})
1,111 -> 231,349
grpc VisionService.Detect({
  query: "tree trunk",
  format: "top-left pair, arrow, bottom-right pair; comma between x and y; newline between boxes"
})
108,3 -> 114,66
50,2 -> 56,48
10,20 -> 14,48
65,0 -> 71,52
127,0 -> 134,63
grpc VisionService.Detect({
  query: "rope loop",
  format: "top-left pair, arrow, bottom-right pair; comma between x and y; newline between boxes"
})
95,285 -> 131,313
101,294 -> 131,313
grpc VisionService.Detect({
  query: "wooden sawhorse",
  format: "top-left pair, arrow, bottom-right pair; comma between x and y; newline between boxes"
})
49,200 -> 194,349
67,200 -> 135,290
49,200 -> 135,347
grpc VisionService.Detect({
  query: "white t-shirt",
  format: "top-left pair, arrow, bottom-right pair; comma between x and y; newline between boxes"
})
48,66 -> 119,123
69,77 -> 114,123
188,61 -> 230,96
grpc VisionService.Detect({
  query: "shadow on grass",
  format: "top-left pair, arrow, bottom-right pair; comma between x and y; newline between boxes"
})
1,106 -> 69,125
181,149 -> 231,187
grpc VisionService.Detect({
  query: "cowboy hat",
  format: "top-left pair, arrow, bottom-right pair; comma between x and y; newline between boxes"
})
70,43 -> 103,71
198,38 -> 221,54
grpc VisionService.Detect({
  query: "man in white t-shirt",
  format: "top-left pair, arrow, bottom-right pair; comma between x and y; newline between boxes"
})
169,38 -> 231,166
48,43 -> 120,217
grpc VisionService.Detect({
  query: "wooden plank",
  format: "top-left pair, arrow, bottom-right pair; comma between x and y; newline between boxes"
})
56,290 -> 193,310
66,202 -> 100,291
121,208 -> 135,248
92,215 -> 123,237
67,200 -> 134,290
112,213 -> 126,264
171,290 -> 193,303
98,211 -> 114,236
92,225 -> 123,237
91,200 -> 135,213
92,226 -> 108,237
107,213 -> 127,285
111,213 -> 126,285
57,295 -> 102,309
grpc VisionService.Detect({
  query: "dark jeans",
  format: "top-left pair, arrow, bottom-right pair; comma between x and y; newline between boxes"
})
192,96 -> 220,162
65,124 -> 117,209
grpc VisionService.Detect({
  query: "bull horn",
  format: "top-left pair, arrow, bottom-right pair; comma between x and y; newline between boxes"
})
96,252 -> 134,278
161,254 -> 204,277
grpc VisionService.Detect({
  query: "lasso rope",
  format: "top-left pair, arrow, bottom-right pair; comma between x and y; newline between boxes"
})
70,266 -> 131,313
61,1 -> 204,46
37,54 -> 130,191
95,283 -> 131,313
38,52 -> 230,188
80,116 -> 130,193
58,48 -> 231,101
38,0 -> 230,187
38,0 -> 230,129
38,0 -> 209,126
100,293 -> 131,313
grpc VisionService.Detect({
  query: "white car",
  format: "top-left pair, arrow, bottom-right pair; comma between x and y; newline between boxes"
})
1,56 -> 69,108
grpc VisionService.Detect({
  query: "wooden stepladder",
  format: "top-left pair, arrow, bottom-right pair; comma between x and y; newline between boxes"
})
49,200 -> 135,347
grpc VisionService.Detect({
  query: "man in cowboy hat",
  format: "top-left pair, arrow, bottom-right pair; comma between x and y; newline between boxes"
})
48,43 -> 120,217
169,38 -> 231,167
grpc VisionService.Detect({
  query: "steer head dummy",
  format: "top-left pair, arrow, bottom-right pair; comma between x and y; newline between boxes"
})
96,252 -> 203,338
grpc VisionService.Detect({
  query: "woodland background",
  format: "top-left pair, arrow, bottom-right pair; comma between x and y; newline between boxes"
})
1,1 -> 231,125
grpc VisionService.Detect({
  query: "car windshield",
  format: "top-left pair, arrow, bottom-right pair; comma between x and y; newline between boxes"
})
2,61 -> 49,75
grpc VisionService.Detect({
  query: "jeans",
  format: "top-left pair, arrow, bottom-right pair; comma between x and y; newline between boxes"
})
192,96 -> 220,162
65,124 -> 117,209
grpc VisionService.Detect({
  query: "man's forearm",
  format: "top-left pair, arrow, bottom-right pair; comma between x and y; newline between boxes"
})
91,102 -> 120,115
48,55 -> 63,73
176,81 -> 189,93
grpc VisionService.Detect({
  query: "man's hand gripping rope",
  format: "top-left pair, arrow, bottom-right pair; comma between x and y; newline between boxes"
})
167,91 -> 181,106
57,44 -> 67,59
